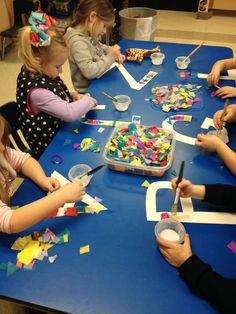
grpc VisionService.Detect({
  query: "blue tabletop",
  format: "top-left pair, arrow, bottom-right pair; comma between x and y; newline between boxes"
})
0,40 -> 235,314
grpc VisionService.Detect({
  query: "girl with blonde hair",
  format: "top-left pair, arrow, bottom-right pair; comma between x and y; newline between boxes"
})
64,0 -> 125,93
17,10 -> 96,158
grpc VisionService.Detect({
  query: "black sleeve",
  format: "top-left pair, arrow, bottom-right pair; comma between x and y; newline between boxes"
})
179,255 -> 236,313
204,184 -> 236,210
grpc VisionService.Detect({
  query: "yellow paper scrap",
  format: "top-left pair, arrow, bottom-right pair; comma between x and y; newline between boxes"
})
63,234 -> 69,243
11,235 -> 32,251
141,180 -> 150,188
80,245 -> 90,255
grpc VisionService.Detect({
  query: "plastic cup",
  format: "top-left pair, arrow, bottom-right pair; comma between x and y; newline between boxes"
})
113,95 -> 131,112
68,164 -> 93,186
154,218 -> 186,243
175,56 -> 191,70
150,52 -> 165,65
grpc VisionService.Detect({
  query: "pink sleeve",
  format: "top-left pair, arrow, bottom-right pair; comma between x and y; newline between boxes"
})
8,148 -> 31,172
29,88 -> 94,122
0,201 -> 14,234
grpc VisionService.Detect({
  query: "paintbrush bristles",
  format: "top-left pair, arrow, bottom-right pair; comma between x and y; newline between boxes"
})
171,203 -> 178,216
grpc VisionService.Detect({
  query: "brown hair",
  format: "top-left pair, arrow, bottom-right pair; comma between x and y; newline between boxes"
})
17,26 -> 68,75
0,116 -> 12,205
71,0 -> 115,39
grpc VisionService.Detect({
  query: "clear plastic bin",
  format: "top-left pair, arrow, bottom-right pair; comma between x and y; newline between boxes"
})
103,124 -> 175,176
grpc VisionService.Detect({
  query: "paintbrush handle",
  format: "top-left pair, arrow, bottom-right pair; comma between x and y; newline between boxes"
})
102,92 -> 117,102
182,41 -> 204,63
219,99 -> 229,130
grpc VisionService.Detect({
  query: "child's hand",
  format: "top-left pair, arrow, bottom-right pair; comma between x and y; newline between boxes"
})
207,71 -> 220,86
40,177 -> 61,193
195,133 -> 223,152
109,44 -> 121,59
89,96 -> 97,107
215,86 -> 236,99
117,54 -> 126,64
157,234 -> 192,268
213,106 -> 236,129
59,182 -> 86,203
171,178 -> 193,198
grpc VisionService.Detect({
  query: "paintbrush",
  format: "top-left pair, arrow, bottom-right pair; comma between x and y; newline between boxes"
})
102,91 -> 117,102
217,98 -> 229,136
182,41 -> 205,63
79,164 -> 106,179
171,161 -> 185,216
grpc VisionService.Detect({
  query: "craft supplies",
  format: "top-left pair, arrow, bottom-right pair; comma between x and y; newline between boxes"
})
68,164 -> 93,186
150,52 -> 165,65
182,41 -> 204,63
171,161 -> 185,216
80,164 -> 106,179
113,94 -> 131,111
103,123 -> 175,176
150,84 -> 202,112
125,46 -> 160,64
154,218 -> 186,243
102,91 -> 117,102
175,56 -> 191,69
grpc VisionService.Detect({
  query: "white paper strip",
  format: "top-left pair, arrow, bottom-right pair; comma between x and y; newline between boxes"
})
146,181 -> 236,224
198,73 -> 236,80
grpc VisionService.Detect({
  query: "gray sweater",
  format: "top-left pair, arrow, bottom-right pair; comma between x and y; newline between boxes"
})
64,28 -> 116,93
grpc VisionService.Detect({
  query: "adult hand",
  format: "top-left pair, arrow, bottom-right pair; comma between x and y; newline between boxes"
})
157,234 -> 192,268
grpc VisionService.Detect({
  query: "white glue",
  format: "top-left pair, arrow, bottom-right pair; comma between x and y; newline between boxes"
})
159,229 -> 180,242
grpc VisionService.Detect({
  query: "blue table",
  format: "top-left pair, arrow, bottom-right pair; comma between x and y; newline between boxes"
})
0,40 -> 235,313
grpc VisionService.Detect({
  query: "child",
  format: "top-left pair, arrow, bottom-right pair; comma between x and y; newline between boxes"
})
195,104 -> 236,176
207,57 -> 236,99
157,178 -> 236,314
0,115 -> 85,234
17,10 -> 96,158
64,0 -> 125,93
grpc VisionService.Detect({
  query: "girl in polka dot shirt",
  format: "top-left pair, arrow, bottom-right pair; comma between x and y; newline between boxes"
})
16,11 -> 96,158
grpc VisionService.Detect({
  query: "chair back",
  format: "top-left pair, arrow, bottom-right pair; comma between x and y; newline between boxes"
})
0,101 -> 31,154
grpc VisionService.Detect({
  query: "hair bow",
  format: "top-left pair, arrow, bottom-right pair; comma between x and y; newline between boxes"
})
29,10 -> 56,47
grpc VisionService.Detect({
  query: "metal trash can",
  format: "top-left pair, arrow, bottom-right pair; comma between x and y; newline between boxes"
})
119,7 -> 158,41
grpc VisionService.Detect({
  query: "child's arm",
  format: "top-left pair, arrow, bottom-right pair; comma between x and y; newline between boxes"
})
21,156 -> 60,193
195,134 -> 236,176
207,58 -> 236,86
213,104 -> 236,129
30,89 -> 95,122
215,86 -> 236,99
171,178 -> 205,199
9,181 -> 85,233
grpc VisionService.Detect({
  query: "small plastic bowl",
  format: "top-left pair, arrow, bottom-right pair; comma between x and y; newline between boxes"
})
175,56 -> 191,70
154,218 -> 186,243
113,95 -> 131,112
68,164 -> 93,186
150,52 -> 165,65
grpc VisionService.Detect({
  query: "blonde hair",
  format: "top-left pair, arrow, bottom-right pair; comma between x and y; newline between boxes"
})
0,116 -> 11,205
17,26 -> 68,75
71,0 -> 115,39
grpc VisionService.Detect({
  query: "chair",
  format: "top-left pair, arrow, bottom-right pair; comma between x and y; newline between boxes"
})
0,101 -> 31,154
0,0 -> 38,59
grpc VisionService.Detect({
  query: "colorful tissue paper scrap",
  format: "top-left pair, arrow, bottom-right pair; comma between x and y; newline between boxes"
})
150,84 -> 202,112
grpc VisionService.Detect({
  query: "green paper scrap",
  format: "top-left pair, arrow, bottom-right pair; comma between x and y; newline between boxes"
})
73,129 -> 79,134
6,262 -> 18,276
0,262 -> 8,270
64,139 -> 72,146
171,170 -> 177,176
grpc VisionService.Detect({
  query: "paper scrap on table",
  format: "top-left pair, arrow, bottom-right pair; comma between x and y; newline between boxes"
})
142,180 -> 150,188
227,241 -> 236,254
51,171 -> 107,211
80,245 -> 90,255
91,105 -> 106,110
48,255 -> 57,263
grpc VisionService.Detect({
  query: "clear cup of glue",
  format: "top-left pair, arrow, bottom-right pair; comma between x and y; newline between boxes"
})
154,218 -> 186,243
